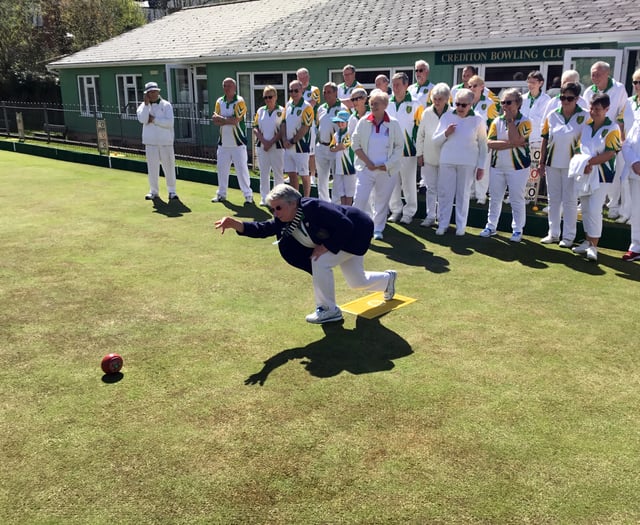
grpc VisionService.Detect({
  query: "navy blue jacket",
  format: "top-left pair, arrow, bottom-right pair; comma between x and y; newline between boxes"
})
239,198 -> 374,274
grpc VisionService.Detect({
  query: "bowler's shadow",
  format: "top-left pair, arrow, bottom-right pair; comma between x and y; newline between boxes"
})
245,316 -> 413,385
152,197 -> 192,217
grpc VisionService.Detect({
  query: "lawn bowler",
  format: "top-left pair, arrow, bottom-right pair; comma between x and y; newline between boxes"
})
215,184 -> 397,324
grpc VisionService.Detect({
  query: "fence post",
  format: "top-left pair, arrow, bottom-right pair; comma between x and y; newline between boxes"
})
1,101 -> 9,136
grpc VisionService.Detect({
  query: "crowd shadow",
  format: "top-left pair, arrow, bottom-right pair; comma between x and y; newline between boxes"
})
395,222 -> 639,281
245,316 -> 413,386
152,196 -> 192,218
369,225 -> 450,274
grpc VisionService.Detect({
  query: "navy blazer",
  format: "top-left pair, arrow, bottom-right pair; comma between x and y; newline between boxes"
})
239,198 -> 374,274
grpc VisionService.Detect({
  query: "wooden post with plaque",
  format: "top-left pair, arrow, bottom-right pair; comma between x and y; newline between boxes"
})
96,119 -> 109,156
16,112 -> 25,142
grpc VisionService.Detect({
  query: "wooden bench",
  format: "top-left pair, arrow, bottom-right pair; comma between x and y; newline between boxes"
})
43,123 -> 68,141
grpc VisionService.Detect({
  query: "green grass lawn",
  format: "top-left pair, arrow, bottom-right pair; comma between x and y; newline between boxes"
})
1,150 -> 639,524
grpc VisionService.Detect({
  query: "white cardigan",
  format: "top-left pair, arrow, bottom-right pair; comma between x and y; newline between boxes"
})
416,105 -> 449,166
432,109 -> 488,169
352,113 -> 404,176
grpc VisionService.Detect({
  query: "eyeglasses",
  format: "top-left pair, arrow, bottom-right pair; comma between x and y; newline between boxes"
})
270,205 -> 283,212
559,95 -> 577,102
501,100 -> 516,106
263,95 -> 275,100
290,89 -> 300,93
455,102 -> 469,108
633,80 -> 640,85
350,96 -> 365,102
415,68 -> 425,73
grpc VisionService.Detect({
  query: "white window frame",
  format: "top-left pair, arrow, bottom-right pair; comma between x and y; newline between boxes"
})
116,74 -> 143,120
328,66 -> 413,92
563,49 -> 624,83
78,75 -> 102,118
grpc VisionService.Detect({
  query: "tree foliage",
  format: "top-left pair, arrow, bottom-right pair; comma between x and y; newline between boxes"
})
0,0 -> 146,100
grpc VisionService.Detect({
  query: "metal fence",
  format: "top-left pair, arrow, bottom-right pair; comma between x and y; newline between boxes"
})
0,100 -> 260,169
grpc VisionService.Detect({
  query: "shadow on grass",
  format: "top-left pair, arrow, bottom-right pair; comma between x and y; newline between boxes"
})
152,197 -> 192,218
390,222 -> 639,281
101,372 -> 124,384
368,225 -> 451,274
245,316 -> 413,386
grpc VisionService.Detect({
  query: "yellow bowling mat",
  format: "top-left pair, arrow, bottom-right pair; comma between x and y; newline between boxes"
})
340,292 -> 417,319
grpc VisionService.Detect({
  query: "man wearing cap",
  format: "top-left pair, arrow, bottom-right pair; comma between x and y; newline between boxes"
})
338,65 -> 364,110
315,82 -> 346,202
211,78 -> 254,204
136,81 -> 179,201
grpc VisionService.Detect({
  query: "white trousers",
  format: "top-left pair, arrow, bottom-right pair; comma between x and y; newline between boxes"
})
256,146 -> 284,201
472,155 -> 491,200
145,145 -> 177,195
389,156 -> 418,219
353,168 -> 399,233
545,167 -> 577,242
312,250 -> 390,309
580,185 -> 607,239
315,144 -> 333,202
420,163 -> 439,221
437,164 -> 475,232
486,167 -> 529,232
216,145 -> 253,198
628,174 -> 640,253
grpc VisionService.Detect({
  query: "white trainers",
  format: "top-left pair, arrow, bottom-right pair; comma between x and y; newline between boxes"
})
388,213 -> 401,223
305,306 -> 343,324
509,231 -> 523,243
399,216 -> 412,225
572,240 -> 591,255
373,231 -> 384,241
145,192 -> 158,200
558,239 -> 573,248
435,227 -> 446,236
586,245 -> 598,261
540,234 -> 560,244
211,195 -> 226,203
479,227 -> 497,238
420,218 -> 436,228
384,270 -> 397,301
168,193 -> 179,200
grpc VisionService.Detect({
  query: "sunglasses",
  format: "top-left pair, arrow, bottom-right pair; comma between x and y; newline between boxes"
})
269,205 -> 284,212
290,89 -> 300,93
501,100 -> 516,106
633,80 -> 640,85
415,68 -> 425,73
350,96 -> 365,102
263,95 -> 275,99
559,95 -> 577,102
455,102 -> 469,108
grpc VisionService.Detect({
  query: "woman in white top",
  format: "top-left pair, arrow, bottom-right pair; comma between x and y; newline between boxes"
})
481,88 -> 532,242
520,71 -> 551,146
571,93 -> 621,262
468,75 -> 498,204
539,82 -> 587,247
416,82 -> 450,228
621,116 -> 640,261
253,85 -> 285,206
432,88 -> 488,236
352,89 -> 404,241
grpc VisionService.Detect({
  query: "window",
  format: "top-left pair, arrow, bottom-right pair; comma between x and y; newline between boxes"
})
78,76 -> 102,117
237,71 -> 297,122
116,74 -> 143,119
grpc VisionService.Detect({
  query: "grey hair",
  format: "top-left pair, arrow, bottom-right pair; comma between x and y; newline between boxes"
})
561,69 -> 580,84
501,88 -> 523,108
430,82 -> 451,100
267,184 -> 301,206
455,88 -> 473,104
368,88 -> 389,107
